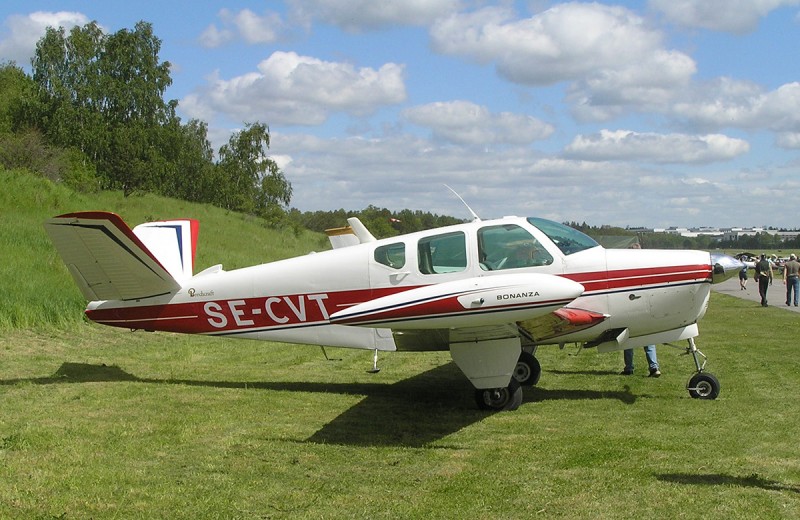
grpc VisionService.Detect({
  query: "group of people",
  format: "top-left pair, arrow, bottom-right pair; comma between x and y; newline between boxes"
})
740,253 -> 800,307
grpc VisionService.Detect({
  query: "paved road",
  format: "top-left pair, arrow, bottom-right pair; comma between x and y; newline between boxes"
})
712,272 -> 800,313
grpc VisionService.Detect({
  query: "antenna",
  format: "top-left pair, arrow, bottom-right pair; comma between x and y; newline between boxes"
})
444,184 -> 481,221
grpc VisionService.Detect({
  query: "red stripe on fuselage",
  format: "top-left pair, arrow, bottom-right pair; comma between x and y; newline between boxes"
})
86,287 -> 397,334
86,264 -> 711,333
563,264 -> 711,293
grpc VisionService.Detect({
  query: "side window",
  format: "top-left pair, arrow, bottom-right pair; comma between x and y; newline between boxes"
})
417,232 -> 467,275
478,224 -> 553,271
374,243 -> 405,269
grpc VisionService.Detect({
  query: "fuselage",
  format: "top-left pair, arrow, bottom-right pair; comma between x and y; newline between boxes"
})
85,216 -> 714,352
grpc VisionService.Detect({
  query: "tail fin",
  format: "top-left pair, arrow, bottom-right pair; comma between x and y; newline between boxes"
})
44,211 -> 186,301
132,219 -> 199,283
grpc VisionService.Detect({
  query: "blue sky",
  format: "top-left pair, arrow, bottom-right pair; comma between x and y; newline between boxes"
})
2,1 -> 799,228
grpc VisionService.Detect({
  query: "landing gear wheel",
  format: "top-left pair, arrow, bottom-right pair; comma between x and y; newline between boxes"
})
513,351 -> 541,386
687,372 -> 720,400
475,379 -> 523,411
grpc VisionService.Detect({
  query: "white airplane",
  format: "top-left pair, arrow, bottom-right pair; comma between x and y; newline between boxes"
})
44,210 -> 743,411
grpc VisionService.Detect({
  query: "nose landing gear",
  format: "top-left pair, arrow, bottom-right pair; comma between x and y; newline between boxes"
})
685,337 -> 720,400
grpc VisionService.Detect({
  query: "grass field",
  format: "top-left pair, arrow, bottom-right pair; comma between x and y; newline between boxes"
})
2,294 -> 799,519
2,169 -> 800,518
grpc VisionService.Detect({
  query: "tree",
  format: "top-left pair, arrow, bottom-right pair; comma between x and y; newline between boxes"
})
24,21 -> 293,218
0,62 -> 34,134
30,21 -> 179,194
214,122 -> 292,220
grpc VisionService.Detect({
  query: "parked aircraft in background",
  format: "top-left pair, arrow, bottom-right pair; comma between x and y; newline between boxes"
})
44,210 -> 742,410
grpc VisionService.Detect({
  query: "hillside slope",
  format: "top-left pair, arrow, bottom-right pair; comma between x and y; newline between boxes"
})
0,169 -> 330,330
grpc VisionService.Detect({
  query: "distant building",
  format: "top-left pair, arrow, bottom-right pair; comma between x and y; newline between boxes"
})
631,226 -> 799,242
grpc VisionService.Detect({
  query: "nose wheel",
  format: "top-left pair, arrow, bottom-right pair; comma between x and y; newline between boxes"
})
687,372 -> 720,399
685,338 -> 720,400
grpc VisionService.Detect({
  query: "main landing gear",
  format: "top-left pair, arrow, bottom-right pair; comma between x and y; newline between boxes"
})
685,337 -> 720,399
474,351 -> 542,411
513,351 -> 541,386
475,379 -> 523,411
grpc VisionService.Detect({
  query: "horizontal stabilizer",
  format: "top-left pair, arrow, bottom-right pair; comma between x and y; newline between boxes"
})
44,211 -> 181,301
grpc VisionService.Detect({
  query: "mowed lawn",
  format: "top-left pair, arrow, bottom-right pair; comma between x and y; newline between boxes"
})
1,291 -> 799,519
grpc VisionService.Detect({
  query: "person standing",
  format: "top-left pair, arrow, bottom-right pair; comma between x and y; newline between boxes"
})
783,253 -> 800,307
621,345 -> 660,377
738,264 -> 748,290
755,254 -> 773,307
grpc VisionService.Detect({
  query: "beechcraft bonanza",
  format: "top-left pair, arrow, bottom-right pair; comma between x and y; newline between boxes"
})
44,209 -> 743,410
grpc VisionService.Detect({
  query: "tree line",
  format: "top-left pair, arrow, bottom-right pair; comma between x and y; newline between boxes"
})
0,21 -> 290,223
289,206 -> 465,238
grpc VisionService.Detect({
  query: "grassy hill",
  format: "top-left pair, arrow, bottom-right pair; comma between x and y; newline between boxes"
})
2,169 -> 800,518
0,168 -> 330,330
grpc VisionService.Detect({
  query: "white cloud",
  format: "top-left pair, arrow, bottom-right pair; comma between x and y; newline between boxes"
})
672,79 -> 800,131
180,51 -> 406,126
649,0 -> 800,34
777,132 -> 800,149
430,4 -> 695,122
0,11 -> 89,66
564,129 -> 750,163
199,8 -> 285,48
287,0 -> 462,31
402,101 -> 554,145
268,129 -> 773,228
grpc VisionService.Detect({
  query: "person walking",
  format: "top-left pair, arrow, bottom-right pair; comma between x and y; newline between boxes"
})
755,254 -> 773,307
621,345 -> 660,377
738,264 -> 748,290
784,253 -> 800,307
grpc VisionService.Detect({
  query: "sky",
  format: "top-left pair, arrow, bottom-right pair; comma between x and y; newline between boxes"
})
2,0 -> 800,229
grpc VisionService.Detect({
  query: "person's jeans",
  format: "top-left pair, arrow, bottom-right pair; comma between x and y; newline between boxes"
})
624,345 -> 659,372
787,276 -> 799,306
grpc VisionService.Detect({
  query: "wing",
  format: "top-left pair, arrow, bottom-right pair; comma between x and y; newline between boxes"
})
329,273 -> 584,329
44,211 -> 181,301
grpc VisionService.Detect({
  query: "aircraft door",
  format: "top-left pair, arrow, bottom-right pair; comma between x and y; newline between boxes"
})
368,240 -> 412,290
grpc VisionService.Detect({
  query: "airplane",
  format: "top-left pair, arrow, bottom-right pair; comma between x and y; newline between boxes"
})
43,210 -> 744,411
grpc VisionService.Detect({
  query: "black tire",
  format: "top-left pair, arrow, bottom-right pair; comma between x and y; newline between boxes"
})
513,351 -> 541,386
687,372 -> 720,400
475,379 -> 523,411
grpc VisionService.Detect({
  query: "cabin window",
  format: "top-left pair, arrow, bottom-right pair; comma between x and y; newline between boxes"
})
417,232 -> 467,274
374,243 -> 406,269
478,224 -> 553,271
526,218 -> 599,255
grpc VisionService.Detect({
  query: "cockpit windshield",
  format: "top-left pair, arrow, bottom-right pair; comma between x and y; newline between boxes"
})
527,218 -> 599,256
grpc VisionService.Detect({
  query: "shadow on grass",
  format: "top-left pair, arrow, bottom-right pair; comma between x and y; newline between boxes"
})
657,473 -> 800,494
2,362 -> 637,447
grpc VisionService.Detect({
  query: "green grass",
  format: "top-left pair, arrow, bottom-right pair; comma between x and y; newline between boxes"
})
2,169 -> 800,518
1,295 -> 799,519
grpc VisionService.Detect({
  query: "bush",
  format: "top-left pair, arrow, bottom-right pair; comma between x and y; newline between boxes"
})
0,130 -> 98,192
